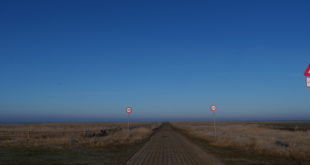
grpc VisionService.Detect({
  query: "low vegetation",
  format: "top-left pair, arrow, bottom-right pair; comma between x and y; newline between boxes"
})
0,122 -> 161,149
258,121 -> 310,131
172,122 -> 310,163
0,122 -> 161,165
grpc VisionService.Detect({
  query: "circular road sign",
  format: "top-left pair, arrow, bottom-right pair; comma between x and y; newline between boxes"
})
210,105 -> 217,111
126,107 -> 133,114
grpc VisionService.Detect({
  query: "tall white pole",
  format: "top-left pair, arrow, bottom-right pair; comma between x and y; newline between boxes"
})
127,113 -> 130,131
213,111 -> 216,139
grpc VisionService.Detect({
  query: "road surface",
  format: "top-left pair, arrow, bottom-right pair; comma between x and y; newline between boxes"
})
125,123 -> 223,165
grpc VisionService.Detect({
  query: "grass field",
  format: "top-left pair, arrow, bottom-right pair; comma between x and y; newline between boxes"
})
258,121 -> 310,131
0,122 -> 161,165
172,121 -> 310,165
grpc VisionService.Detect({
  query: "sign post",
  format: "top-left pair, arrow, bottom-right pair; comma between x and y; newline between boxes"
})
125,107 -> 133,131
304,64 -> 310,88
209,105 -> 217,139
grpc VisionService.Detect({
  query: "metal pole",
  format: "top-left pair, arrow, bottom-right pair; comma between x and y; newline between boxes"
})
127,113 -> 130,132
213,111 -> 216,139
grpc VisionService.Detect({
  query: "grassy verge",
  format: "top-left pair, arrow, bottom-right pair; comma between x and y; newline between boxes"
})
0,141 -> 146,165
0,122 -> 163,165
172,126 -> 308,165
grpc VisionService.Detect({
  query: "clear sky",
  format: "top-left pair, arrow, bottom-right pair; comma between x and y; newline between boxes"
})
1,0 -> 310,123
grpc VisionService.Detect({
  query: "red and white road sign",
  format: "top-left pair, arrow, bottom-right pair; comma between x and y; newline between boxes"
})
305,64 -> 310,76
210,105 -> 217,111
126,107 -> 133,114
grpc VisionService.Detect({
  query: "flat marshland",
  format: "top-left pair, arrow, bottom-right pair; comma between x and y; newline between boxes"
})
1,121 -> 309,165
0,122 -> 161,165
172,121 -> 310,165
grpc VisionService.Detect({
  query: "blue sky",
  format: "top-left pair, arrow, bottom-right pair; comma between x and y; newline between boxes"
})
0,0 -> 310,123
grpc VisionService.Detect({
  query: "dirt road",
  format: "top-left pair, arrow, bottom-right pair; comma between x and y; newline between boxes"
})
125,123 -> 223,165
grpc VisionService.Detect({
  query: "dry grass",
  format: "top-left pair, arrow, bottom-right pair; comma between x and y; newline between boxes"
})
0,122 -> 161,149
172,122 -> 310,161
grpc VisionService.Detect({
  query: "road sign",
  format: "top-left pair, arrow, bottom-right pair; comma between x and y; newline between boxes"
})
210,105 -> 217,111
307,77 -> 310,88
125,107 -> 133,131
126,107 -> 133,114
304,64 -> 310,76
209,104 -> 217,139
